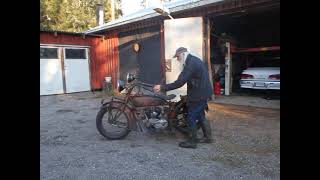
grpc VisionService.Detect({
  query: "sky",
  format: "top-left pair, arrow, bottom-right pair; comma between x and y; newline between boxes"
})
120,0 -> 180,16
121,0 -> 144,16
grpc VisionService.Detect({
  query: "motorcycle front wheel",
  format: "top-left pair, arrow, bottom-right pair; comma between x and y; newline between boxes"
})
96,106 -> 131,140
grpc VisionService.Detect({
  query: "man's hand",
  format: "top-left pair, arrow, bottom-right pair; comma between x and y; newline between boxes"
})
153,84 -> 161,92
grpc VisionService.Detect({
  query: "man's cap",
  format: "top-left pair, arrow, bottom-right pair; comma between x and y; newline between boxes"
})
173,47 -> 188,58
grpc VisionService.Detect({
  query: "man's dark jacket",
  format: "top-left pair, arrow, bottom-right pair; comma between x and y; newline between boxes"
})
163,54 -> 213,103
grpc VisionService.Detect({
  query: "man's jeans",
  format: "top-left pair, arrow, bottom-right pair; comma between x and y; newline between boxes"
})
187,100 -> 207,129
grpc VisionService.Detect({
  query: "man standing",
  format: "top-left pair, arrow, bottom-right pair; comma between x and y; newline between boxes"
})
153,47 -> 213,149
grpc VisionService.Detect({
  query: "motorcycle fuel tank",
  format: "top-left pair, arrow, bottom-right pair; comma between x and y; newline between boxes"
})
131,95 -> 167,107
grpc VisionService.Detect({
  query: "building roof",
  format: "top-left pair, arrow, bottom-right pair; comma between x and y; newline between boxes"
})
40,29 -> 106,37
84,0 -> 223,34
40,29 -> 84,35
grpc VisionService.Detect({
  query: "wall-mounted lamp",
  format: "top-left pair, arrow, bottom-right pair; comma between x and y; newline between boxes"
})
153,4 -> 174,19
133,43 -> 140,52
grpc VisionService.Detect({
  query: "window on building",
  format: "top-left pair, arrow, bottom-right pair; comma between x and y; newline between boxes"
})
65,48 -> 87,59
40,47 -> 58,59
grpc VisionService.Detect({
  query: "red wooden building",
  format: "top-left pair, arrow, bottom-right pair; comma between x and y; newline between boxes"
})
40,0 -> 279,97
40,30 -> 119,95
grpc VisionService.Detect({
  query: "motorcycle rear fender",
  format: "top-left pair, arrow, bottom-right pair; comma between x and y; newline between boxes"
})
101,100 -> 138,130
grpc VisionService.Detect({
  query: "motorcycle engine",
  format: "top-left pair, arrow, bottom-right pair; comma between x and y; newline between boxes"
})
144,107 -> 168,129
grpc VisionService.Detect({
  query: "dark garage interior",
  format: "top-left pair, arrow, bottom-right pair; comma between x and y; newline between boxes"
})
118,25 -> 163,85
209,5 -> 280,98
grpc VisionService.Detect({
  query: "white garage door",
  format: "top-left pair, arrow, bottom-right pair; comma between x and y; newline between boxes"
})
63,48 -> 91,93
40,47 -> 64,95
164,17 -> 203,102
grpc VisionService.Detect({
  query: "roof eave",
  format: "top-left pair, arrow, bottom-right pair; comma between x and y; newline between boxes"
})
84,0 -> 223,34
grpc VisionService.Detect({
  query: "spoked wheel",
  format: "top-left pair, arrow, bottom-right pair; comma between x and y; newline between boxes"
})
96,106 -> 131,140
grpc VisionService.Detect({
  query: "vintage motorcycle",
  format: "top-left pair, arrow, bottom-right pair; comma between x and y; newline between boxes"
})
96,73 -> 203,140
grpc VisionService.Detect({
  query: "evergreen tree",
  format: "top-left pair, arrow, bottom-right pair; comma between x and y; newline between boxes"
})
40,0 -> 122,32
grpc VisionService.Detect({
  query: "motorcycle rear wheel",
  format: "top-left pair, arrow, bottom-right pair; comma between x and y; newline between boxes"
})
96,106 -> 131,140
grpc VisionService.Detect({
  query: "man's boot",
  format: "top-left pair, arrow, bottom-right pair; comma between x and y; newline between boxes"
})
179,128 -> 197,149
198,119 -> 213,143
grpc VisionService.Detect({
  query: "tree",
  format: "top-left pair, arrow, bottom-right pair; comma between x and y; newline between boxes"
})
40,0 -> 63,30
40,0 -> 122,32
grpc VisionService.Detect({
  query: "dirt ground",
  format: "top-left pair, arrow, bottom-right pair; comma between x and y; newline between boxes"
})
213,90 -> 280,109
40,92 -> 280,180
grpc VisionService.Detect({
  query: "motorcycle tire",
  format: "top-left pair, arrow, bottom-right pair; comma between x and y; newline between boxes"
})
96,106 -> 131,140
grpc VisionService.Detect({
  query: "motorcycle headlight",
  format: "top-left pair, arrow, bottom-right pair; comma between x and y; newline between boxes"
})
117,80 -> 125,92
126,73 -> 136,83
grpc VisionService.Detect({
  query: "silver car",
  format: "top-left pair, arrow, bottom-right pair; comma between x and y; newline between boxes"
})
240,67 -> 280,90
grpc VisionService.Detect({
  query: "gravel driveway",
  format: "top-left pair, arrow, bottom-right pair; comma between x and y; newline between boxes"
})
40,92 -> 280,180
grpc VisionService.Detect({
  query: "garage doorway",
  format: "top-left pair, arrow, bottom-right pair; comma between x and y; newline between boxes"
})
40,45 -> 91,95
208,5 -> 280,98
40,47 -> 64,95
63,48 -> 91,93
